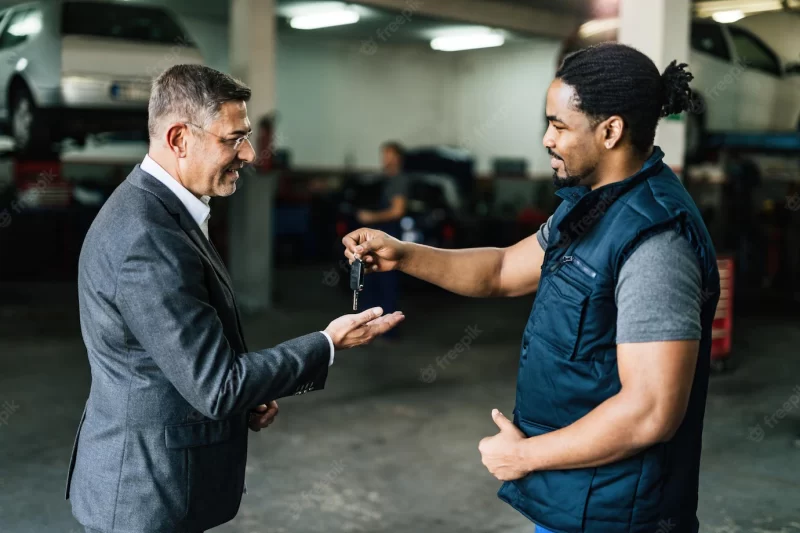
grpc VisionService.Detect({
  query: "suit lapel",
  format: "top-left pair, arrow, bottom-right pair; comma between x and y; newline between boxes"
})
206,237 -> 249,352
127,166 -> 237,300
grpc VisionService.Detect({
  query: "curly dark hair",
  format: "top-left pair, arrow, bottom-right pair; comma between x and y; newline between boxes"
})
555,42 -> 696,153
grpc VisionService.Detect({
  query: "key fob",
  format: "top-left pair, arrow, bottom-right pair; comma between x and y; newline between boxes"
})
350,258 -> 365,310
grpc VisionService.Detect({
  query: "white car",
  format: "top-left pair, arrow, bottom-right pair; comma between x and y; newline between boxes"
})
563,18 -> 800,158
0,0 -> 203,155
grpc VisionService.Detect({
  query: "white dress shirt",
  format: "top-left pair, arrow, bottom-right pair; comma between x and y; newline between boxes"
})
139,155 -> 335,365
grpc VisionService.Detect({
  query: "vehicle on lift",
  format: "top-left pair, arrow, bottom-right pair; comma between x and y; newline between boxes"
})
0,0 -> 203,155
562,17 -> 800,159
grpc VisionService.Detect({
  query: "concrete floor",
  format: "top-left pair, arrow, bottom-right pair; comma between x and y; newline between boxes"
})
1,267 -> 799,533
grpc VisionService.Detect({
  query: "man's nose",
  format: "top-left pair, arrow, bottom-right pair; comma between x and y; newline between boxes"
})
239,138 -> 256,164
542,127 -> 555,149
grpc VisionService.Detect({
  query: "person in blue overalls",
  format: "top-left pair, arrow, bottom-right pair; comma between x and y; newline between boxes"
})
355,141 -> 409,315
343,43 -> 719,533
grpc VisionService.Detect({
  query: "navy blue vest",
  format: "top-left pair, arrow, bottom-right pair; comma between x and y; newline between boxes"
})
498,148 -> 720,533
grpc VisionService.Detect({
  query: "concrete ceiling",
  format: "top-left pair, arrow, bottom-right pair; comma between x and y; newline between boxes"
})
1,0 -> 796,40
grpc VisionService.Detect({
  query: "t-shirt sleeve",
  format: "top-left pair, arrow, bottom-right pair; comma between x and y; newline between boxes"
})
536,215 -> 554,251
615,230 -> 703,344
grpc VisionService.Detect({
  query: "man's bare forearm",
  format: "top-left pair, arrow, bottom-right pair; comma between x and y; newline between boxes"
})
399,243 -> 504,298
518,391 -> 669,472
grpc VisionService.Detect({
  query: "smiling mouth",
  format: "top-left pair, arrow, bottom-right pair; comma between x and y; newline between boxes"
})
225,166 -> 243,179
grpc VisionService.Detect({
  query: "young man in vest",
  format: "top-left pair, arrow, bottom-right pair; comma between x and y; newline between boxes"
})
343,43 -> 719,533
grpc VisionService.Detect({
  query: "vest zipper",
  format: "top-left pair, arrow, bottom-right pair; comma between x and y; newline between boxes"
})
551,255 -> 573,272
550,255 -> 597,279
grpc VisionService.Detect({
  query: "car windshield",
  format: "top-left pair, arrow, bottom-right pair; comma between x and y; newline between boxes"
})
61,1 -> 194,46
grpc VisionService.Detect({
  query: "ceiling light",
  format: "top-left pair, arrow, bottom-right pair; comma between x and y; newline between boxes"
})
711,9 -> 746,23
290,9 -> 359,30
431,33 -> 505,52
695,1 -> 783,19
578,18 -> 619,39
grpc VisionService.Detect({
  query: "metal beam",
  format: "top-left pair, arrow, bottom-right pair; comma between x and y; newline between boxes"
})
353,0 -> 582,39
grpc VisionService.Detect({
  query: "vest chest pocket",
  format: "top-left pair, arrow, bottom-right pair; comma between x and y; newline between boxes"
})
532,260 -> 593,361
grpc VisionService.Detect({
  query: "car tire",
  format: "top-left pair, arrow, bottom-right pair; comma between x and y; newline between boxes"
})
10,84 -> 56,157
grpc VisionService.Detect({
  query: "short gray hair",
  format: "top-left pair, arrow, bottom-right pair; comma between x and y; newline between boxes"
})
148,64 -> 251,139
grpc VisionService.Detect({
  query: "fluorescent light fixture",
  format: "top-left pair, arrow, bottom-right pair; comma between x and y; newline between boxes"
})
290,9 -> 359,30
712,9 -> 746,23
695,1 -> 784,19
578,18 -> 619,39
431,33 -> 505,52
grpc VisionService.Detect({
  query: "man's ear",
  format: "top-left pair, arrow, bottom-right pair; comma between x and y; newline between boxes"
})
598,115 -> 625,150
166,123 -> 189,158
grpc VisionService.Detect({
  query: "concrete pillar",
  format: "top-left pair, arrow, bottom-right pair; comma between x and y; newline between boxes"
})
619,0 -> 691,173
228,0 -> 277,311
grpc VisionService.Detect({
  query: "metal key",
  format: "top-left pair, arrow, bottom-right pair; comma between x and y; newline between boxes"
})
350,258 -> 365,311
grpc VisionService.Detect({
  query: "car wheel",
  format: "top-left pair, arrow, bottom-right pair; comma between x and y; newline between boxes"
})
11,85 -> 56,156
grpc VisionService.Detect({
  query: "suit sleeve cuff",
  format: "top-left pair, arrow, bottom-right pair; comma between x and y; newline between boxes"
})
320,331 -> 335,366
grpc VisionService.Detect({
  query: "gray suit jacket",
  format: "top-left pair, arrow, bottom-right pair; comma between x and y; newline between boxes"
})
66,166 -> 330,532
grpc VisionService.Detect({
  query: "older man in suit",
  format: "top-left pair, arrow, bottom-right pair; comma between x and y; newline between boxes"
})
65,64 -> 404,533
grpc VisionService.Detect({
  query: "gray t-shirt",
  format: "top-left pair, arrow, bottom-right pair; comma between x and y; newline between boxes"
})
537,216 -> 702,343
381,173 -> 410,208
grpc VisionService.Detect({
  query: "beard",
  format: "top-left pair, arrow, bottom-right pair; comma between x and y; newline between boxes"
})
552,171 -> 585,189
549,149 -> 594,189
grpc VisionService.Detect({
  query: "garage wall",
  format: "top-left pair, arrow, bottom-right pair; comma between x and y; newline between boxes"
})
451,39 -> 561,175
275,36 -> 562,175
175,15 -> 562,177
276,36 -> 457,170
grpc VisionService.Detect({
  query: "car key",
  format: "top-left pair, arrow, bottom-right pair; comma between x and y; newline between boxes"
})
350,258 -> 365,311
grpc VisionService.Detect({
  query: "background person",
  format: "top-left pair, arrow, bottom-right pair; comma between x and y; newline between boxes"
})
355,141 -> 410,315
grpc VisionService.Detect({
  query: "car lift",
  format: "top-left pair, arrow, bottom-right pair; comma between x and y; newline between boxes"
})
0,136 -> 139,280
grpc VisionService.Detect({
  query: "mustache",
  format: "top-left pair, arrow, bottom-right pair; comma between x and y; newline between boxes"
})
547,149 -> 563,161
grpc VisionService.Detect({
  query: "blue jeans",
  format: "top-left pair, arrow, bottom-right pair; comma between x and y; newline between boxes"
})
535,525 -> 555,533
